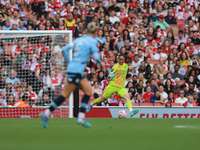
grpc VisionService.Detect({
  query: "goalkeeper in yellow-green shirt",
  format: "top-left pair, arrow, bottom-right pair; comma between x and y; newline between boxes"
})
86,54 -> 139,117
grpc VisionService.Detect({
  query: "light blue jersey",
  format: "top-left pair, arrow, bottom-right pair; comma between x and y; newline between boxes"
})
62,35 -> 102,77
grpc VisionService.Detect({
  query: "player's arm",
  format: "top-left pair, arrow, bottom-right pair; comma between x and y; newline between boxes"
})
93,52 -> 102,65
108,65 -> 117,79
62,43 -> 74,63
129,63 -> 141,69
91,41 -> 102,65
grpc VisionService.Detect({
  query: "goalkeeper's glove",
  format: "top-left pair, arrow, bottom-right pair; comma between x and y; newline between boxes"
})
133,63 -> 141,68
108,73 -> 116,79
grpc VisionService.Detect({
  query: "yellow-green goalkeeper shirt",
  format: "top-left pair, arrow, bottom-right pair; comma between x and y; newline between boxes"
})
109,63 -> 128,88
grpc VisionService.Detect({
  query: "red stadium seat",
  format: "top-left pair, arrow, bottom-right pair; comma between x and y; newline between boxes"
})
132,103 -> 139,106
94,13 -> 100,18
169,24 -> 178,28
178,24 -> 185,31
182,65 -> 187,72
151,60 -> 160,65
153,103 -> 165,107
177,19 -> 185,25
180,80 -> 186,85
143,98 -> 150,103
142,13 -> 151,17
163,28 -> 171,33
140,103 -> 153,106
171,103 -> 182,107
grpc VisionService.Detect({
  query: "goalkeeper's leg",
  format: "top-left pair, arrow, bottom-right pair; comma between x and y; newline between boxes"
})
119,88 -> 139,117
86,96 -> 107,113
86,85 -> 116,113
92,96 -> 107,106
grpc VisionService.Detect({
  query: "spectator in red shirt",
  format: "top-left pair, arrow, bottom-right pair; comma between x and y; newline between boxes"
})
15,84 -> 24,101
142,86 -> 154,101
44,20 -> 54,30
26,85 -> 38,101
11,39 -> 23,59
102,57 -> 110,68
164,72 -> 175,85
6,94 -> 15,106
130,0 -> 137,9
163,40 -> 171,55
188,42 -> 197,56
167,92 -> 175,103
73,8 -> 80,20
27,41 -> 34,54
183,95 -> 198,107
173,85 -> 180,100
39,40 -> 49,54
124,10 -> 133,24
101,44 -> 109,59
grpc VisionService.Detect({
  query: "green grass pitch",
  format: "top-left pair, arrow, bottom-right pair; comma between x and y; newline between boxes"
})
0,118 -> 199,150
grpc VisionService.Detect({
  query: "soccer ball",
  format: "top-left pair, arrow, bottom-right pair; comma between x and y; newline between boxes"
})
118,110 -> 127,119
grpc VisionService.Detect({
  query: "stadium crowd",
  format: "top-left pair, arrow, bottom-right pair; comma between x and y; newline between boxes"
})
0,0 -> 200,108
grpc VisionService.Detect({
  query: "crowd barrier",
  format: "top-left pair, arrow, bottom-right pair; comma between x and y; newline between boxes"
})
0,107 -> 200,118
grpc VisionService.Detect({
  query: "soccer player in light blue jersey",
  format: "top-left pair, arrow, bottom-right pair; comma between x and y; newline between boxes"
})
40,22 -> 102,128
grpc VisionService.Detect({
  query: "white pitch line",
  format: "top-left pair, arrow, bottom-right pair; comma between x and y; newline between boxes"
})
174,125 -> 200,129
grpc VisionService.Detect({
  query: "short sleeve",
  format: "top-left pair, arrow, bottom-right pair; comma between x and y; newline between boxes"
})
125,64 -> 129,71
110,64 -> 117,74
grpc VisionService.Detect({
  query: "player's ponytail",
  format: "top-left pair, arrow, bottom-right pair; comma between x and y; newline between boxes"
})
87,22 -> 97,34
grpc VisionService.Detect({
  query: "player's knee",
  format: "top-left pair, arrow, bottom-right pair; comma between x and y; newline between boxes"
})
121,98 -> 125,103
123,94 -> 130,100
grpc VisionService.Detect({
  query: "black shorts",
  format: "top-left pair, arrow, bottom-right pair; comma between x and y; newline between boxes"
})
67,73 -> 85,85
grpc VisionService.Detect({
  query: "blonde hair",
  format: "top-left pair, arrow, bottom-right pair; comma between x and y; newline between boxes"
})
157,66 -> 166,75
27,14 -> 34,21
87,22 -> 97,34
188,95 -> 194,100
